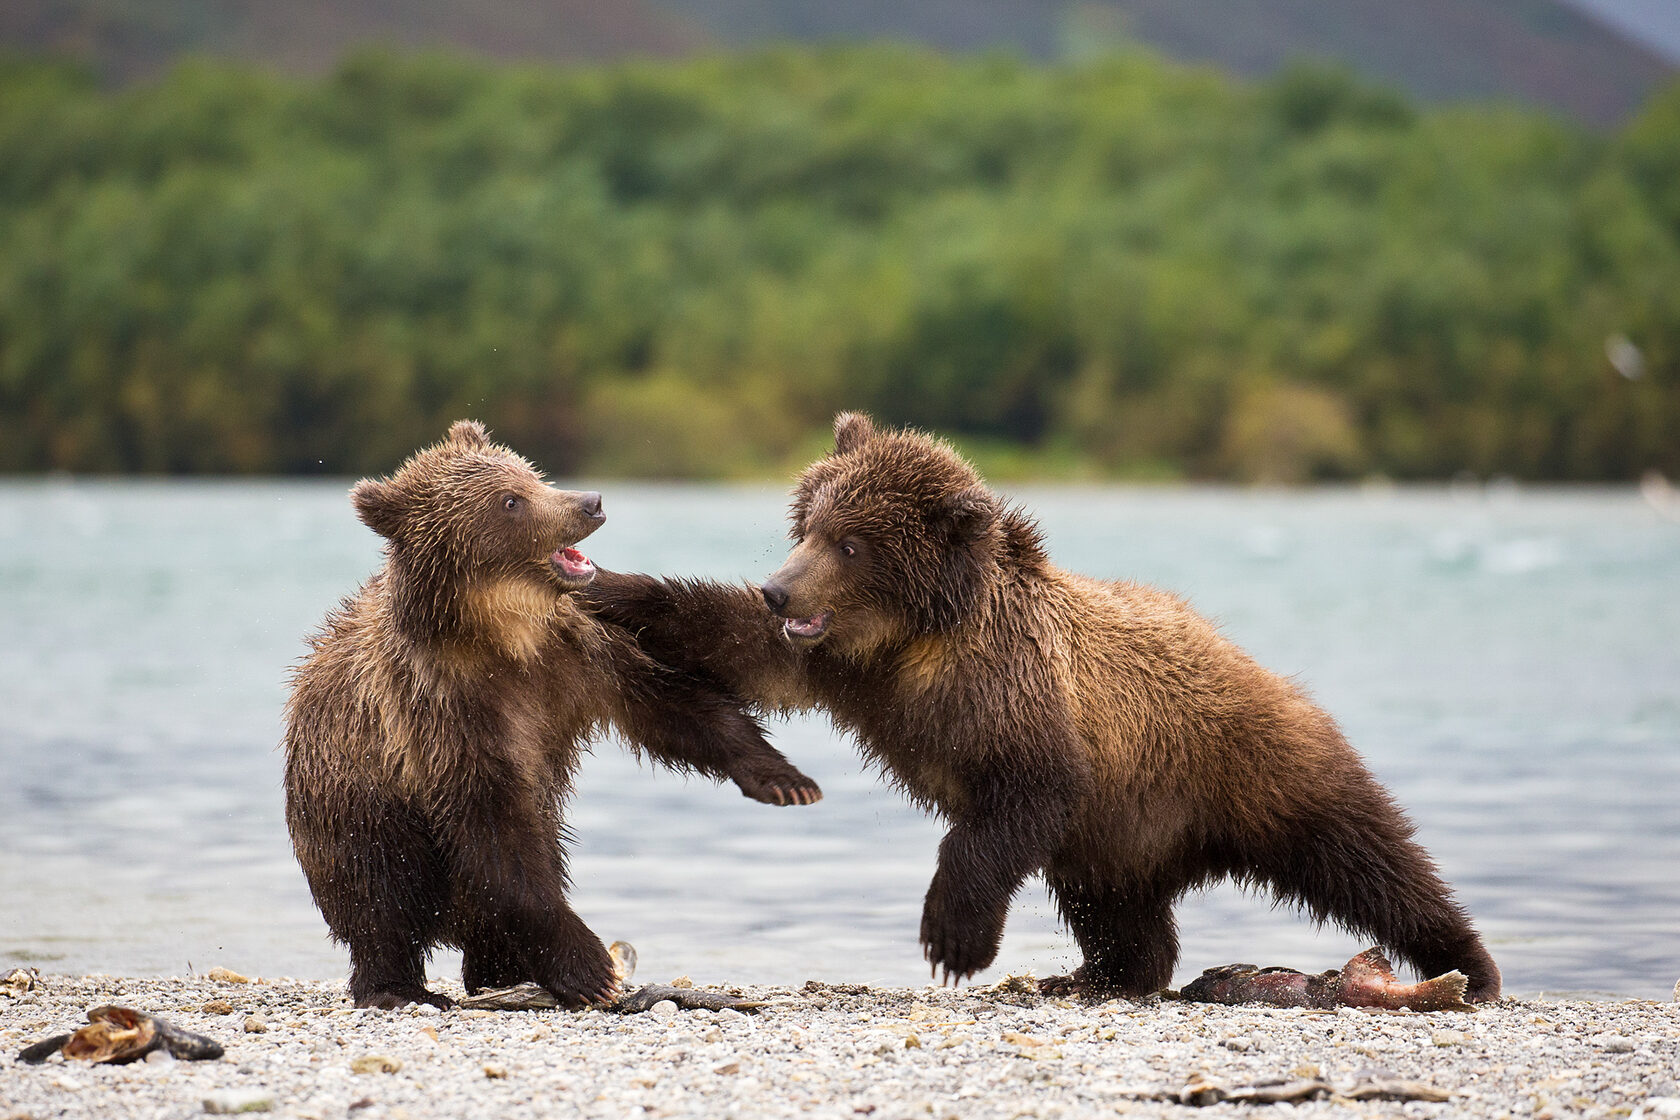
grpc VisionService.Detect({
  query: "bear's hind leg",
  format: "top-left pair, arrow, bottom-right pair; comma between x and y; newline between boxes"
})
299,797 -> 453,1010
1044,875 -> 1179,999
1254,795 -> 1502,1002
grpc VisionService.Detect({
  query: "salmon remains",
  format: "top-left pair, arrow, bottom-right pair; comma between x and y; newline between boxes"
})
1178,947 -> 1474,1011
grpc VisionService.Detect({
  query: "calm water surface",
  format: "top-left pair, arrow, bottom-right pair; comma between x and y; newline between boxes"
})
1,481 -> 1676,998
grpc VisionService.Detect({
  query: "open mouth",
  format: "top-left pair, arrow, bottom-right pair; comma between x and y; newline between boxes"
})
550,546 -> 597,585
782,611 -> 832,641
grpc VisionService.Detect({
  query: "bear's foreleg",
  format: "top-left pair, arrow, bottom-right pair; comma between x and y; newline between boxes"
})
1254,785 -> 1502,1002
919,758 -> 1086,984
581,570 -> 803,701
1042,874 -> 1181,998
601,637 -> 822,806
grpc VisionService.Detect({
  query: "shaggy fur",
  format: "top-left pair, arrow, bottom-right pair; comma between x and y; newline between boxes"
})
284,421 -> 820,1011
581,412 -> 1501,1001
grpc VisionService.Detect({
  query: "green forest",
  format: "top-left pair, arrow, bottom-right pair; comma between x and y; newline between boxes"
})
2,46 -> 1678,480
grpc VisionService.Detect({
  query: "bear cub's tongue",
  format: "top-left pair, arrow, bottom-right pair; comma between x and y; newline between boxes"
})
553,547 -> 595,579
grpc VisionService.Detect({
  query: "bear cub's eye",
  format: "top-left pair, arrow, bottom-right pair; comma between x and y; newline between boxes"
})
839,540 -> 857,558
501,494 -> 521,512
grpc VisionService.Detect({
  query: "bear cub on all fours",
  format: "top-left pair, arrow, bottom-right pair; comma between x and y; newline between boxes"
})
582,412 -> 1502,1002
284,421 -> 821,1011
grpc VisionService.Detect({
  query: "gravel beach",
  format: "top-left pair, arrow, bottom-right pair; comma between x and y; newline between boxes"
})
4,971 -> 1677,1120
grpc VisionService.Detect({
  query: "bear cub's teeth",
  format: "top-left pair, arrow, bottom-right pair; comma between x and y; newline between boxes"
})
552,547 -> 596,581
783,611 -> 831,640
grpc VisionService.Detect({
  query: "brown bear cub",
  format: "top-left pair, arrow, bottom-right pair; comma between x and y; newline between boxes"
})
284,421 -> 821,1011
582,412 -> 1502,1001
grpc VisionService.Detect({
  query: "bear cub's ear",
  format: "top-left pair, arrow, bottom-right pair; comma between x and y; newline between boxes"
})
447,419 -> 491,449
351,478 -> 408,540
944,485 -> 996,542
832,411 -> 877,456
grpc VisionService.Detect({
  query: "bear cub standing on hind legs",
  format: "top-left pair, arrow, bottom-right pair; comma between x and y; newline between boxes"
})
582,412 -> 1502,1001
284,421 -> 821,1010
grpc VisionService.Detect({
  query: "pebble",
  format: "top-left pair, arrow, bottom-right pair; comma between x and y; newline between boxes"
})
244,1014 -> 268,1033
202,999 -> 235,1015
202,1089 -> 273,1114
1635,1100 -> 1680,1120
1595,1033 -> 1636,1053
349,1054 -> 402,1074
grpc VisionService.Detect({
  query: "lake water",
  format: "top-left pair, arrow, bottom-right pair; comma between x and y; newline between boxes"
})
1,480 -> 1676,999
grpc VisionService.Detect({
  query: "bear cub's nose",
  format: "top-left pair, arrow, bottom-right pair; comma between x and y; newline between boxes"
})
579,492 -> 603,518
760,582 -> 790,614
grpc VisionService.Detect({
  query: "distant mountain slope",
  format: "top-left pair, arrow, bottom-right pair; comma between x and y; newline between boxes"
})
1085,0 -> 1675,126
1567,0 -> 1680,63
654,0 -> 1675,125
0,0 -> 710,83
2,0 -> 1672,124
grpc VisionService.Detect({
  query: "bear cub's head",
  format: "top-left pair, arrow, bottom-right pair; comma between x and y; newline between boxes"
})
351,420 -> 605,592
762,412 -> 1020,655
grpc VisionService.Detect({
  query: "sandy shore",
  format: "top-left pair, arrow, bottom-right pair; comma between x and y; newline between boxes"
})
3,971 -> 1678,1120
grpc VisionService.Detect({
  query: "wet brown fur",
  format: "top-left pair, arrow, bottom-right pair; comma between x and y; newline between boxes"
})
284,421 -> 820,1011
581,413 -> 1501,1001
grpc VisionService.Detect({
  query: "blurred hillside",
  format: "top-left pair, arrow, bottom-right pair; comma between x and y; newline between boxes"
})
2,48 -> 1676,481
3,0 -> 1674,126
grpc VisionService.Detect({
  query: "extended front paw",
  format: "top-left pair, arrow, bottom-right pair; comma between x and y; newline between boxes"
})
733,762 -> 823,806
919,886 -> 1006,985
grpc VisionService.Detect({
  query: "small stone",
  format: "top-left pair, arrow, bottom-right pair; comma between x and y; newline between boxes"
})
650,1000 -> 679,1017
1595,1034 -> 1637,1053
202,1000 -> 235,1015
670,976 -> 694,989
145,1048 -> 176,1065
714,1061 -> 741,1076
206,968 -> 250,984
243,1015 -> 267,1034
1431,1030 -> 1467,1047
483,1064 -> 508,1079
202,1090 -> 273,1114
1221,1036 -> 1254,1052
350,1055 -> 402,1074
1633,1099 -> 1680,1120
